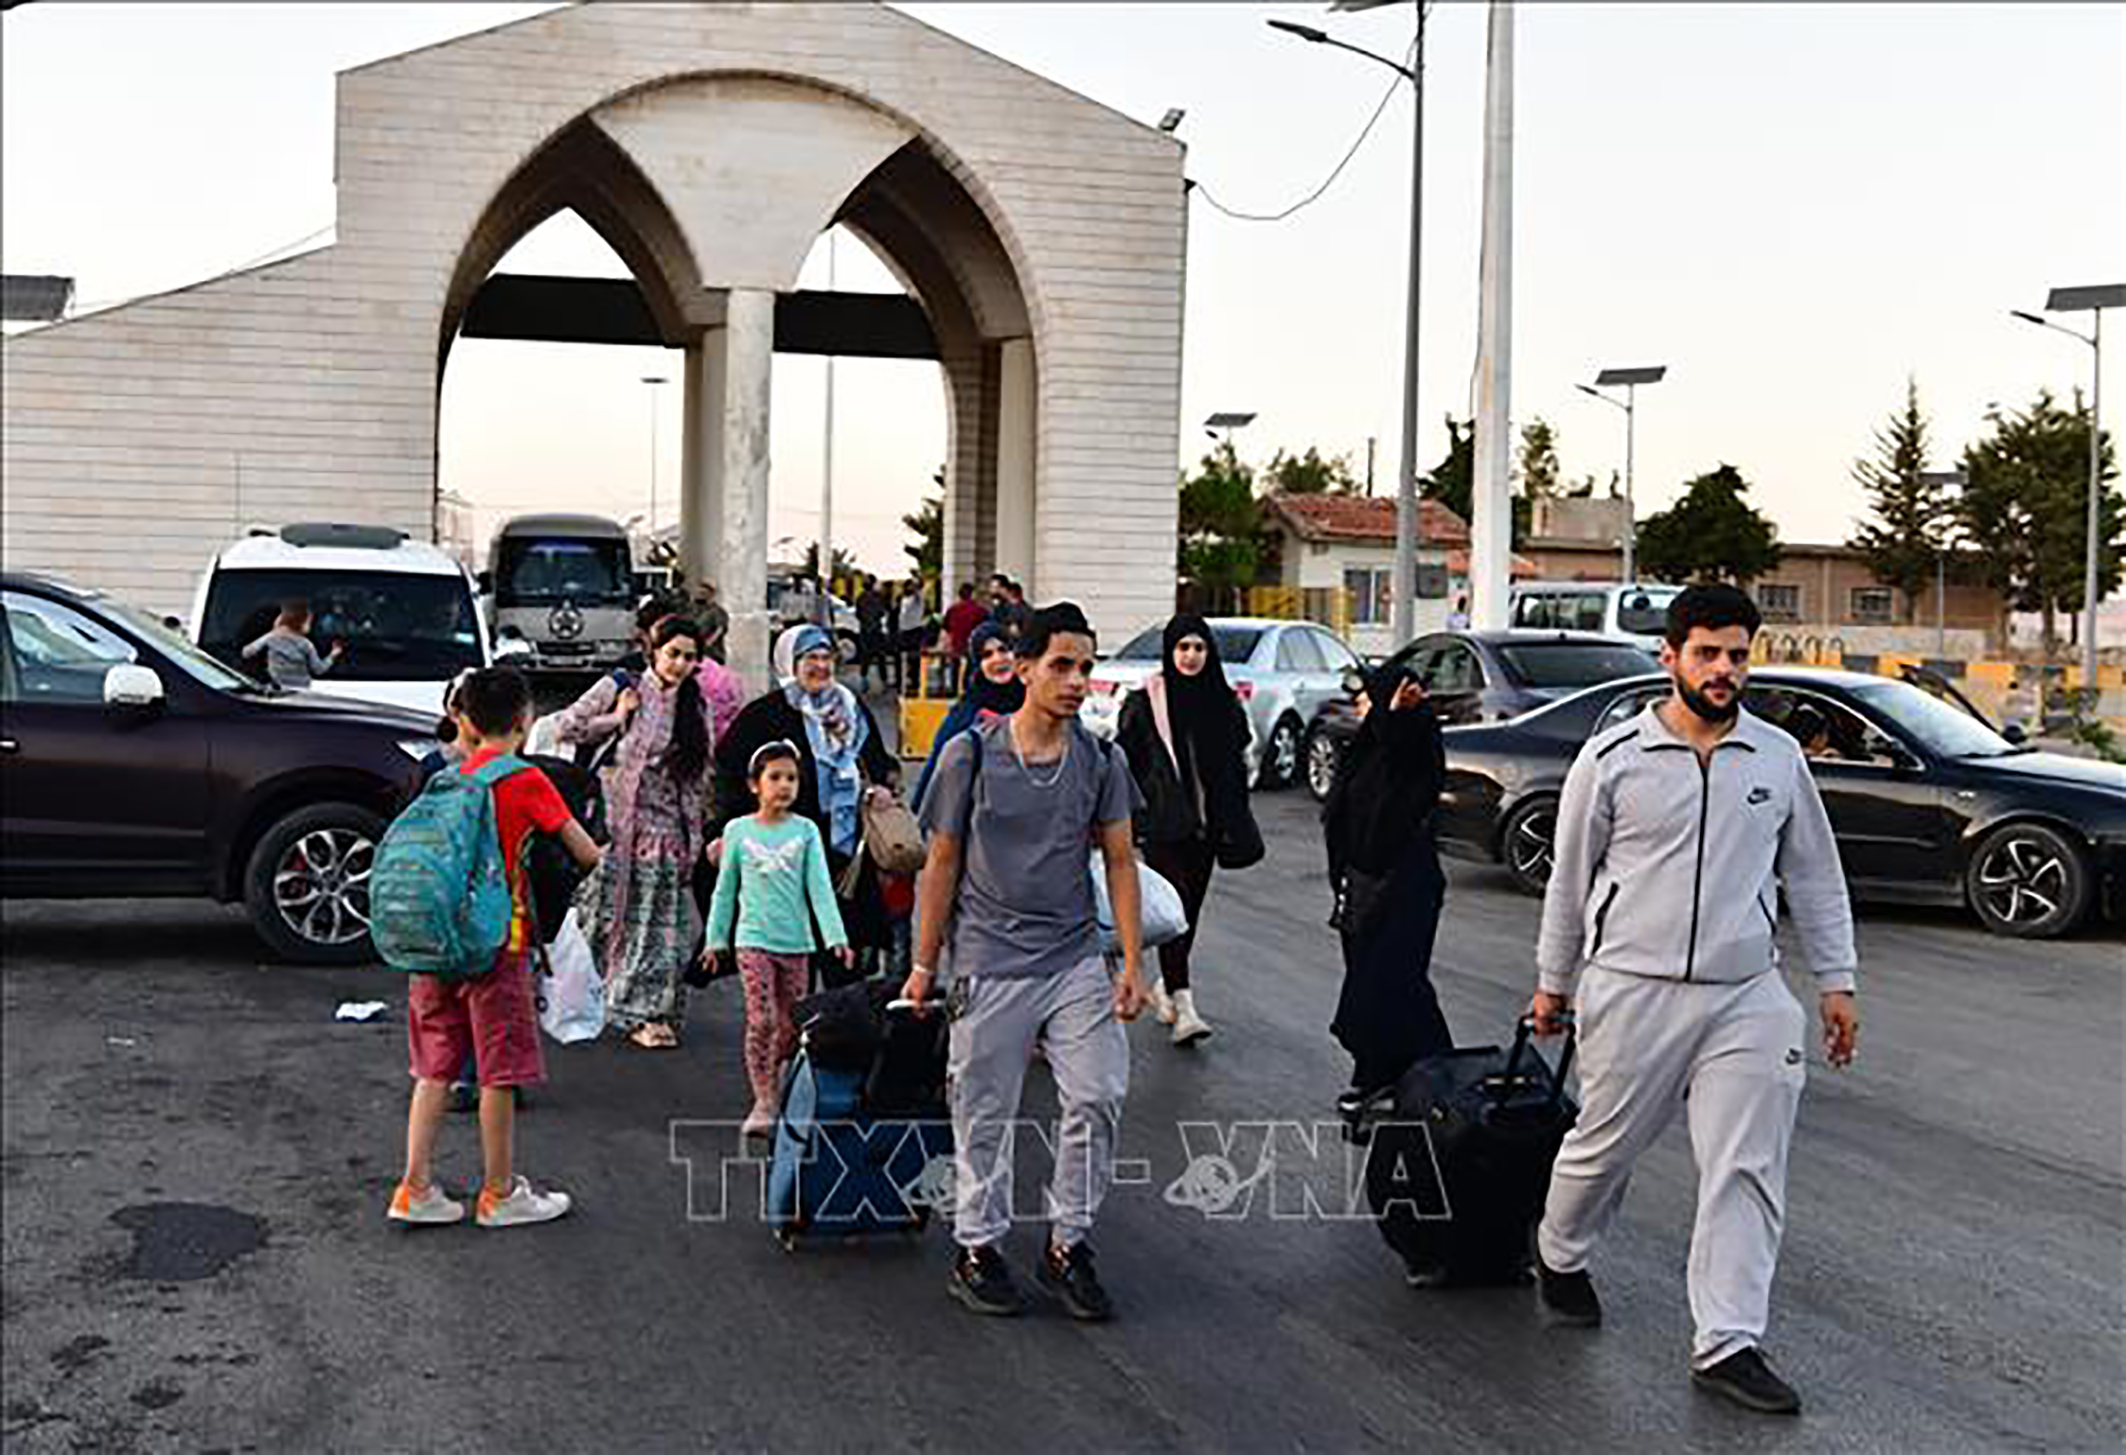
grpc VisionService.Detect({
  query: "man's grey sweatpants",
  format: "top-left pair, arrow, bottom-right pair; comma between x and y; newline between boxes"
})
1536,967 -> 1809,1369
948,955 -> 1130,1251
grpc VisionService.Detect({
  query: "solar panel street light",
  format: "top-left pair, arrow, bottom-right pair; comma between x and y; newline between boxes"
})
1578,365 -> 1668,585
2013,282 -> 2123,687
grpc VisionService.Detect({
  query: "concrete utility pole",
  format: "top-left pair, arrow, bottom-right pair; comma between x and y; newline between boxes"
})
1467,0 -> 1515,630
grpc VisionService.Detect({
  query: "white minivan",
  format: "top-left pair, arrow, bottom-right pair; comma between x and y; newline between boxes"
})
191,522 -> 492,716
1508,581 -> 1680,650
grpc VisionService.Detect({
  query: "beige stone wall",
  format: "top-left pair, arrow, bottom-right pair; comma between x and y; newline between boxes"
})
1,1 -> 1185,635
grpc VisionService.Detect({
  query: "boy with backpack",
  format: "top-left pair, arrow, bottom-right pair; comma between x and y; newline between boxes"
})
382,666 -> 602,1228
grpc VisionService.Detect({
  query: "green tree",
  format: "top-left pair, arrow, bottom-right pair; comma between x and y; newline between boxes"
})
1421,415 -> 1535,543
1178,442 -> 1259,590
1262,445 -> 1357,496
902,468 -> 944,581
800,541 -> 859,584
1635,464 -> 1783,586
1518,417 -> 1562,499
1419,415 -> 1474,523
1848,379 -> 1950,624
1957,391 -> 2121,655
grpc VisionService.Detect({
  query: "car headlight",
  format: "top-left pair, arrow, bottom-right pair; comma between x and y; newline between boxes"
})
397,738 -> 439,762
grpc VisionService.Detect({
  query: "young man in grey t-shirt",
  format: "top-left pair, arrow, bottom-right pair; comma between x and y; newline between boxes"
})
906,602 -> 1148,1321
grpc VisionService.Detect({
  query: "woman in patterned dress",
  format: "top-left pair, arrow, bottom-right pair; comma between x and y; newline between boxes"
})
553,616 -> 715,1048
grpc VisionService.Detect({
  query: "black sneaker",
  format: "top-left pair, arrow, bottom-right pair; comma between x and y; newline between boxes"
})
1040,1241 -> 1114,1322
1693,1348 -> 1802,1415
1535,1255 -> 1603,1327
447,1082 -> 478,1114
948,1246 -> 1024,1317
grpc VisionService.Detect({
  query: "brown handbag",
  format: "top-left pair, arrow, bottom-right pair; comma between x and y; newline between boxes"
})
862,793 -> 927,876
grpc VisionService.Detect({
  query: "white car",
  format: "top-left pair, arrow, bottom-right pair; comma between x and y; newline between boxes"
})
190,522 -> 493,717
1507,581 -> 1680,651
1083,617 -> 1358,789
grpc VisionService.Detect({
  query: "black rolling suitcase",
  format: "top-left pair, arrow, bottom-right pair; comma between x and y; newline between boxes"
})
1343,1017 -> 1577,1285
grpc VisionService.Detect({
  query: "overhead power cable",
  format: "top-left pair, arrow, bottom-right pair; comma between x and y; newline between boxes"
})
1188,36 -> 1416,225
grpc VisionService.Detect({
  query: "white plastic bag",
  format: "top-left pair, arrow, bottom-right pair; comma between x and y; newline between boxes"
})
1089,852 -> 1189,952
538,910 -> 605,1045
524,712 -> 564,759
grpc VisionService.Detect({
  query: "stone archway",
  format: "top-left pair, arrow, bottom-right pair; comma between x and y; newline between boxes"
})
437,73 -> 1039,684
1,3 -> 1182,641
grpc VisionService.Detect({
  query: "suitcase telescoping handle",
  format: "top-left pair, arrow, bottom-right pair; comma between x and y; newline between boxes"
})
1505,1013 -> 1577,1109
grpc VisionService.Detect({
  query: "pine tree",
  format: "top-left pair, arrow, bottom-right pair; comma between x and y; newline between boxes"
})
1517,418 -> 1562,499
1847,380 -> 1947,624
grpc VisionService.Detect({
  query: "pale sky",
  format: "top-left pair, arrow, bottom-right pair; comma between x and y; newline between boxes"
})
3,1 -> 2121,577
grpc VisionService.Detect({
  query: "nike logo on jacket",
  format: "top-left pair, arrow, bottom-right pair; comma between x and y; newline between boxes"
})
1536,704 -> 1858,998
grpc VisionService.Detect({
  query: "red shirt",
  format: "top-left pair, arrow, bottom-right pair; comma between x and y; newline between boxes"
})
462,746 -> 571,951
944,599 -> 988,653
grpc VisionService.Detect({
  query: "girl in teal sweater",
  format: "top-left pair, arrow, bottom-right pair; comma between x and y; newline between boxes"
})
706,740 -> 851,1136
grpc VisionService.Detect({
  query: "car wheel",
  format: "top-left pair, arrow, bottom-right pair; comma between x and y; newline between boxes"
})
1965,822 -> 2090,938
244,803 -> 385,964
1501,797 -> 1559,897
1304,728 -> 1342,803
1260,715 -> 1303,791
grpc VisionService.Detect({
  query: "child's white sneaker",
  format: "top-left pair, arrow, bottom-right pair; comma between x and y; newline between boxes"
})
476,1175 -> 572,1228
387,1180 -> 465,1225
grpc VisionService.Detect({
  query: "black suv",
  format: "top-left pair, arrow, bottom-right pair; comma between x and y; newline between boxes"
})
2,573 -> 433,963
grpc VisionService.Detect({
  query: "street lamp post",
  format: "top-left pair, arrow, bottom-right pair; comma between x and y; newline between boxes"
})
640,374 -> 669,555
2013,282 -> 2123,691
1270,1 -> 1428,643
1576,365 -> 1665,585
1919,469 -> 1966,658
1204,411 -> 1258,451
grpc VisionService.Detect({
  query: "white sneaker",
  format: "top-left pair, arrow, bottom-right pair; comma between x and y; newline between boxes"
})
387,1180 -> 465,1225
1170,989 -> 1212,1047
742,1099 -> 778,1138
476,1175 -> 572,1228
1149,979 -> 1176,1025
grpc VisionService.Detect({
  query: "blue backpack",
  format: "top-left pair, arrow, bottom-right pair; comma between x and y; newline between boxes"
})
371,755 -> 530,977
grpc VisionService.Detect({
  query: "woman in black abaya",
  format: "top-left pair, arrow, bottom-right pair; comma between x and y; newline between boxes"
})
1322,660 -> 1452,1097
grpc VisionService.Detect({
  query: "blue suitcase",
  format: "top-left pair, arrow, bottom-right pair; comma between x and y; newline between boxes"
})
765,1047 -> 954,1250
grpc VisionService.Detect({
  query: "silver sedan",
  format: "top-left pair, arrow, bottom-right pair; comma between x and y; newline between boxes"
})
1081,617 -> 1362,789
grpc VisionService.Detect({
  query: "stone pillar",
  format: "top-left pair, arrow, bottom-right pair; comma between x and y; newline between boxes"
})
718,288 -> 775,694
940,344 -> 998,599
678,333 -> 726,591
993,336 -> 1036,593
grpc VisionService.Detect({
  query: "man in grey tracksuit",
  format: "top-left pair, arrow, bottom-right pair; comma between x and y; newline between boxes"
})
1528,583 -> 1860,1416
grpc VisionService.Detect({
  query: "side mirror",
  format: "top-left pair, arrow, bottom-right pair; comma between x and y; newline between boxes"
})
476,570 -> 493,594
1341,669 -> 1366,699
104,663 -> 165,709
2002,723 -> 2028,746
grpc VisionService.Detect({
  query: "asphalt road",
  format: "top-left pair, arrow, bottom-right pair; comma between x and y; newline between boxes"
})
3,789 -> 2122,1453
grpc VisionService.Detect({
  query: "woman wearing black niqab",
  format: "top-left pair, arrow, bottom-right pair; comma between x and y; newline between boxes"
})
1322,659 -> 1452,1094
1116,614 -> 1259,1047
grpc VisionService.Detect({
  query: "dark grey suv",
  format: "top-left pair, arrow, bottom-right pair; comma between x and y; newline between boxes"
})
1,573 -> 433,962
